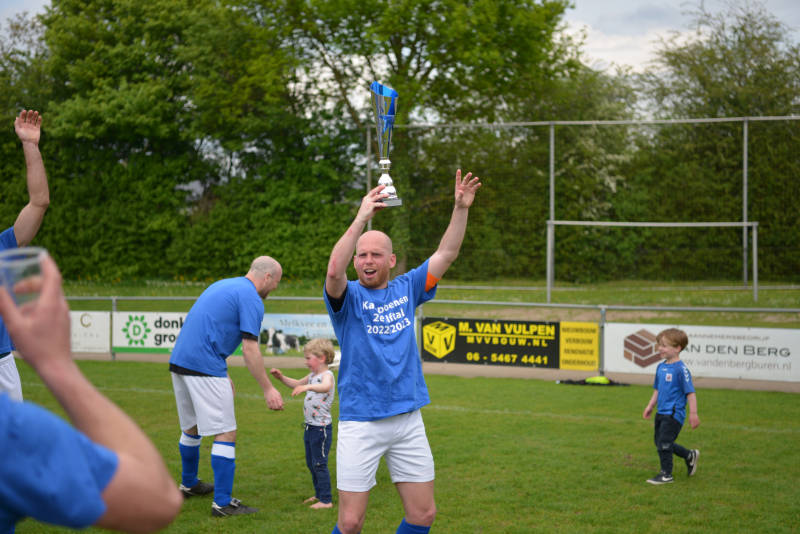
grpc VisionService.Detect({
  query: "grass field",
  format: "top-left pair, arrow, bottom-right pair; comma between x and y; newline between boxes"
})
13,359 -> 800,534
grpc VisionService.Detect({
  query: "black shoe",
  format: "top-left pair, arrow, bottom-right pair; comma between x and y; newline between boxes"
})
179,480 -> 214,498
686,449 -> 699,476
647,472 -> 674,485
212,498 -> 258,517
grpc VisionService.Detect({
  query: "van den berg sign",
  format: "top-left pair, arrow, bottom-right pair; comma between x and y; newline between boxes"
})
604,323 -> 799,382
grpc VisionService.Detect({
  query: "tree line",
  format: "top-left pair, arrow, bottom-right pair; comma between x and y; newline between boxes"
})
0,0 -> 797,283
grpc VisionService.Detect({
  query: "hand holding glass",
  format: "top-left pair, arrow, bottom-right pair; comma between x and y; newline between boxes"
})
0,247 -> 46,305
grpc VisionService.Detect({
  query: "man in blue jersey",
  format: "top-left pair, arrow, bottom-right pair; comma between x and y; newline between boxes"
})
169,255 -> 284,517
0,253 -> 182,534
0,110 -> 50,401
324,169 -> 481,534
642,328 -> 700,485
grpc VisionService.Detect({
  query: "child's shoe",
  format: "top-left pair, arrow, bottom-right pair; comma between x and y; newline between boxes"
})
646,472 -> 674,485
685,449 -> 699,476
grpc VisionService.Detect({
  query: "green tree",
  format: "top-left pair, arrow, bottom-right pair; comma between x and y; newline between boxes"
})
266,0 -> 639,279
35,0 -> 205,278
622,1 -> 800,280
0,0 -> 644,283
33,0 -> 360,280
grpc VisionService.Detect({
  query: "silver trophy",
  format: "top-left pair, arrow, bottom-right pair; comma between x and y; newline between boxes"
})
370,81 -> 402,206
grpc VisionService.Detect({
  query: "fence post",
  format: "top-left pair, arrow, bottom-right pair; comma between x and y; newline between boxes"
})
110,296 -> 117,361
599,306 -> 606,376
752,223 -> 758,302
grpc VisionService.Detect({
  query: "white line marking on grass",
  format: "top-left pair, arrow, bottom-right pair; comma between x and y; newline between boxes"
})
23,381 -> 798,434
425,404 -> 800,435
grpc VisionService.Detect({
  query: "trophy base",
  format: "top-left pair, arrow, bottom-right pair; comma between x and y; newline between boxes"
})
382,197 -> 402,207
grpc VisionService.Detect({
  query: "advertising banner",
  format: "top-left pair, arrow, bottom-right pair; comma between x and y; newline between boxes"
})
420,317 -> 598,370
70,311 -> 111,353
112,312 -> 187,353
604,323 -> 800,382
261,313 -> 336,354
111,312 -> 337,355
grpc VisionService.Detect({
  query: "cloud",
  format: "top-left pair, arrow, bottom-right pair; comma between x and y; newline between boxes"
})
565,21 -> 691,73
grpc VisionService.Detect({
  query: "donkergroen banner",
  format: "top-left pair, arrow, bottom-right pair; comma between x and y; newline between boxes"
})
604,323 -> 800,382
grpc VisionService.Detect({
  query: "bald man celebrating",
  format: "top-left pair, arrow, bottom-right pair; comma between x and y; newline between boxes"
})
324,170 -> 481,534
169,256 -> 284,517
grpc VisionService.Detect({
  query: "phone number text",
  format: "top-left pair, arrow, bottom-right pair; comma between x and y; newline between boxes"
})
464,352 -> 549,366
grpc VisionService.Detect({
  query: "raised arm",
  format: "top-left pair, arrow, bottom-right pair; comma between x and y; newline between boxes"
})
325,184 -> 389,298
0,254 -> 181,532
428,169 -> 482,279
270,367 -> 307,389
13,110 -> 50,246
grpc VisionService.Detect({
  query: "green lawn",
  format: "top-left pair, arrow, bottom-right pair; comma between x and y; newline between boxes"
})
14,360 -> 800,534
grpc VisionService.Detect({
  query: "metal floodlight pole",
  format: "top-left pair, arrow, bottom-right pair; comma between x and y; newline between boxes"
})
743,118 -> 749,286
366,127 -> 372,231
547,122 -> 555,303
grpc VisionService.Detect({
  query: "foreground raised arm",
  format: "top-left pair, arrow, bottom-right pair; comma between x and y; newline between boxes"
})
0,254 -> 181,532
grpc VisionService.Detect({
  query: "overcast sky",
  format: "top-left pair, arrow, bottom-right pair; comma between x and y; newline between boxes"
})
2,0 -> 799,73
563,0 -> 800,72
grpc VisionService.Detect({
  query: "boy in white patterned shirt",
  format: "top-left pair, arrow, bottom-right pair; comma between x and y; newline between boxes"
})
271,338 -> 337,508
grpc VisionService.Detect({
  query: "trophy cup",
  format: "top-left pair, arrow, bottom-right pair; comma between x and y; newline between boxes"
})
370,81 -> 402,206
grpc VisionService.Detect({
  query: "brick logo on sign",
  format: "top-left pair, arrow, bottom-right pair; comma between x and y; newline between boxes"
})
624,329 -> 660,367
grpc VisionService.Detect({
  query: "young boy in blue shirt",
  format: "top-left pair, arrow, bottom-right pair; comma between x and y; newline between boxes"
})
642,328 -> 701,485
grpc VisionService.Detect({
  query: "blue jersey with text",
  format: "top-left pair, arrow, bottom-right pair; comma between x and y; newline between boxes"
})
0,394 -> 118,533
170,277 -> 263,377
653,359 -> 695,424
0,227 -> 18,355
324,260 -> 436,421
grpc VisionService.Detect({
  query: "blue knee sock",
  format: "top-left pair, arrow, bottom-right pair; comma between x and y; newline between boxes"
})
397,518 -> 431,534
178,432 -> 202,487
331,525 -> 343,534
211,441 -> 236,506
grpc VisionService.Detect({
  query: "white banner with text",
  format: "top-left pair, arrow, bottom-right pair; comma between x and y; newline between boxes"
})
604,323 -> 799,382
70,311 -> 111,353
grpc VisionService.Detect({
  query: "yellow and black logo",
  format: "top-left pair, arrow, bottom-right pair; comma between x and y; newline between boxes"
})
423,321 -> 456,359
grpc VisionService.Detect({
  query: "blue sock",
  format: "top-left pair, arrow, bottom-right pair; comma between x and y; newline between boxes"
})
396,518 -> 431,534
178,432 -> 202,487
211,441 -> 236,506
331,525 -> 343,534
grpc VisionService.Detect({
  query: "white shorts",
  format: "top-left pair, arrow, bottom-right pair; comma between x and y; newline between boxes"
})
0,353 -> 22,401
171,373 -> 236,436
336,409 -> 434,492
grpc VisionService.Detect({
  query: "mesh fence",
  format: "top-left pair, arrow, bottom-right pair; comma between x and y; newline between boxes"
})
363,117 -> 800,283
